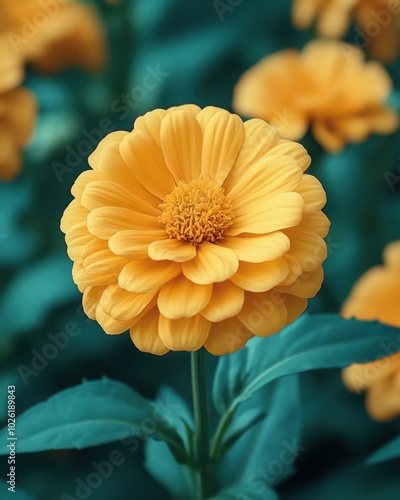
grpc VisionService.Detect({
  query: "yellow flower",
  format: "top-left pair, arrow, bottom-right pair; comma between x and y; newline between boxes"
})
61,105 -> 329,356
0,88 -> 37,181
0,36 -> 36,181
342,241 -> 400,422
233,40 -> 398,152
292,0 -> 400,61
1,0 -> 106,73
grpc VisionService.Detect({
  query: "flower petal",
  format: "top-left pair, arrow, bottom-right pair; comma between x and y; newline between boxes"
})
238,290 -> 288,336
61,200 -> 89,233
81,180 -> 159,216
277,267 -> 324,298
108,229 -> 166,260
65,221 -> 94,262
227,155 -> 303,201
119,130 -> 175,199
148,239 -> 197,263
88,130 -> 128,169
87,207 -> 160,239
267,139 -> 311,172
301,211 -> 330,238
221,232 -> 290,263
130,309 -> 169,355
97,142 -> 160,206
72,262 -> 117,287
99,283 -> 156,321
82,285 -> 106,320
283,226 -> 327,272
160,108 -> 202,182
182,242 -> 239,284
227,192 -> 305,236
295,174 -> 326,215
95,305 -> 133,334
230,258 -> 289,292
81,239 -> 129,274
312,120 -> 344,152
284,294 -> 308,324
158,276 -> 212,319
158,315 -> 211,351
118,259 -> 181,293
204,317 -> 253,356
223,119 -> 280,193
201,281 -> 244,322
196,107 -> 244,185
133,109 -> 169,146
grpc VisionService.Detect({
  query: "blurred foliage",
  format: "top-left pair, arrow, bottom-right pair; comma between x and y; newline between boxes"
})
1,0 -> 400,498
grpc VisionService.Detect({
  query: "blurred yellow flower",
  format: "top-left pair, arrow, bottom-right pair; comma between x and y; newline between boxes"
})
0,35 -> 36,181
61,105 -> 329,356
1,0 -> 106,73
233,40 -> 398,152
342,241 -> 400,422
292,0 -> 400,61
0,88 -> 37,181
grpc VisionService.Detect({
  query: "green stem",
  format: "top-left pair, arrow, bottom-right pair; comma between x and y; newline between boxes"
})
191,349 -> 209,500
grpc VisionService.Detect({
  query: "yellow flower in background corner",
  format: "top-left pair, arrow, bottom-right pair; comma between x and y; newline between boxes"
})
0,38 -> 36,181
292,0 -> 358,38
342,241 -> 400,422
1,0 -> 106,73
233,40 -> 398,152
292,0 -> 400,62
61,105 -> 329,356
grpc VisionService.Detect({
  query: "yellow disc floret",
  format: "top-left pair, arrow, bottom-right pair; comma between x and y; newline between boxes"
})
159,178 -> 235,246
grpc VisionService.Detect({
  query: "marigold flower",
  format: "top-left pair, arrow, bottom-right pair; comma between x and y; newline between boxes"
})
61,105 -> 329,356
233,40 -> 398,152
0,37 -> 36,182
292,0 -> 400,62
342,241 -> 400,421
0,88 -> 37,181
1,0 -> 106,73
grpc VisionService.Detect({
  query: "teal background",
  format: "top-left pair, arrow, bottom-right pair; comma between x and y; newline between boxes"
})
1,0 -> 400,498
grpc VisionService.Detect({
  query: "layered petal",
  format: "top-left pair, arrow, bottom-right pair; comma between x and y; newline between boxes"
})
158,276 -> 212,319
130,309 -> 169,356
158,315 -> 211,351
119,259 -> 181,294
201,281 -> 245,322
204,317 -> 253,356
160,108 -> 202,182
182,242 -> 239,284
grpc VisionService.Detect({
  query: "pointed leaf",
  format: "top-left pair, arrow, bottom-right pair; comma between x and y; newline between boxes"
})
367,434 -> 400,465
0,378 -> 186,461
213,314 -> 400,415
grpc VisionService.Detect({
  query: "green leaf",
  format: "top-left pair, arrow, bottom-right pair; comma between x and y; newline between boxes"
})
144,387 -> 195,500
209,483 -> 278,500
0,378 -> 187,463
212,408 -> 267,462
213,314 -> 400,416
367,435 -> 400,465
217,376 -> 302,490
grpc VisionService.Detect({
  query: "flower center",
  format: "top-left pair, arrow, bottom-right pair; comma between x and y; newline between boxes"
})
159,178 -> 235,245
